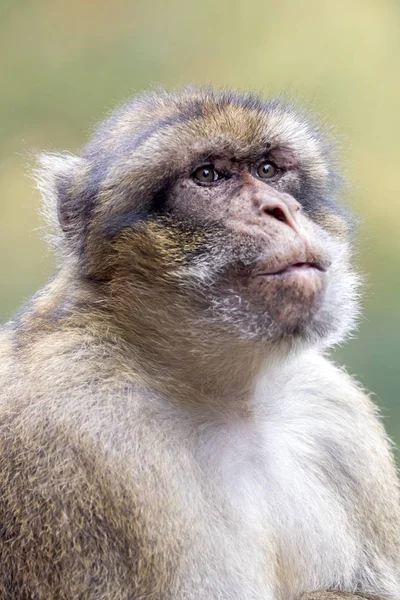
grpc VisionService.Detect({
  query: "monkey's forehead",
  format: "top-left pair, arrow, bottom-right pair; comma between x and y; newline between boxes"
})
83,89 -> 334,185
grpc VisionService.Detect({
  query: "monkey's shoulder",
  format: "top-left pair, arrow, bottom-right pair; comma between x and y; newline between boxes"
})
254,352 -> 397,487
256,352 -> 378,425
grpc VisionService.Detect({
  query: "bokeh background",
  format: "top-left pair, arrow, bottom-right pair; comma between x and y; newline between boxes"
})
1,0 -> 399,443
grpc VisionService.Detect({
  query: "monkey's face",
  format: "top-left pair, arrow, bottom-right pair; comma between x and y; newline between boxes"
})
163,153 -> 357,346
49,90 -> 360,347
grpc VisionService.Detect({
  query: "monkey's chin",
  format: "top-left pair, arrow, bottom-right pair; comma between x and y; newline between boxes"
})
246,267 -> 328,336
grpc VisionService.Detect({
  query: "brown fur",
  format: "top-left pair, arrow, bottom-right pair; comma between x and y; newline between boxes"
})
0,89 -> 398,599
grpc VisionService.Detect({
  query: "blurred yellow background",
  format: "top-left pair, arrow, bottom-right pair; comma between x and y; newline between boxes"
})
0,0 -> 399,442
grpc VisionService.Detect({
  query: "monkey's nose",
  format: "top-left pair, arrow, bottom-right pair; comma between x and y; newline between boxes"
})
254,194 -> 301,231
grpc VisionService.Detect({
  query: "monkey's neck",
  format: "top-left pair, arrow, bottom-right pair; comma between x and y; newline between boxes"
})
139,332 -> 267,405
37,271 -> 299,409
102,280 -> 297,408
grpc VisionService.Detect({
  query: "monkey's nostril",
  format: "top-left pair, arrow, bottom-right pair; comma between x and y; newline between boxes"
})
265,206 -> 287,223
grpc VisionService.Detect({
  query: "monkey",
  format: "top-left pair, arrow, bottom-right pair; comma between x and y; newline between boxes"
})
0,87 -> 398,600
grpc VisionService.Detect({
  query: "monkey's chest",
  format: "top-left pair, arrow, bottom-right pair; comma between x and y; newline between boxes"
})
204,427 -> 359,598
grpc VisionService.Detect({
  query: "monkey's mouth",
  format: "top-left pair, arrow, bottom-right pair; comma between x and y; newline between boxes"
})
255,261 -> 328,277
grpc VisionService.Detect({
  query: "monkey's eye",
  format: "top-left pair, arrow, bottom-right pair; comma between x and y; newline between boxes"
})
192,165 -> 222,184
256,161 -> 278,180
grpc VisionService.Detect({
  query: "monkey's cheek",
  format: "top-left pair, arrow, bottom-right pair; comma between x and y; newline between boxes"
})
248,270 -> 327,329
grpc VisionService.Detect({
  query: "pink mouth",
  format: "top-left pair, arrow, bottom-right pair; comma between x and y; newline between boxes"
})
257,262 -> 327,277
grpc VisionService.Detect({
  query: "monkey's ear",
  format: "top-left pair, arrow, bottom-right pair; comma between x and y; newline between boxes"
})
34,152 -> 84,256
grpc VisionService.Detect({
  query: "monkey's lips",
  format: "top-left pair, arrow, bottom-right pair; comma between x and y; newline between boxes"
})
255,261 -> 328,278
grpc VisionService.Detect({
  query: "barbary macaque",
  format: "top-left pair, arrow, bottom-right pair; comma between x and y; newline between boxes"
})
0,88 -> 398,599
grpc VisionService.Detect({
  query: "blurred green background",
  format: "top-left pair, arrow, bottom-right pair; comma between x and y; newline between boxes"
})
0,0 -> 399,443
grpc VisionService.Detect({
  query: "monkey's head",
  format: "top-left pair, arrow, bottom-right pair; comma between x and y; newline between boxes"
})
38,89 -> 359,352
